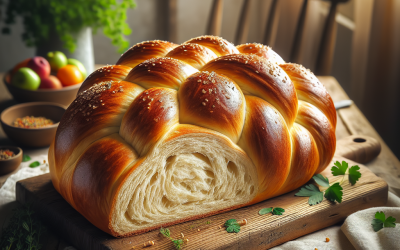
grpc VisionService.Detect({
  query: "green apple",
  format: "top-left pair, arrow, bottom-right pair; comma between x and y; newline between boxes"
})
67,58 -> 87,78
11,67 -> 41,90
47,51 -> 67,71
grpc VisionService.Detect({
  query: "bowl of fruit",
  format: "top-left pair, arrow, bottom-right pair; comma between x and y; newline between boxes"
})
3,51 -> 87,107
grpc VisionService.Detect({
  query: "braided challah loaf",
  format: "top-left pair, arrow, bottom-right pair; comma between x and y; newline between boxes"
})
49,36 -> 336,237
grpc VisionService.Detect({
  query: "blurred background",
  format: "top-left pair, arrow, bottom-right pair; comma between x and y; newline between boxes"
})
0,0 -> 399,158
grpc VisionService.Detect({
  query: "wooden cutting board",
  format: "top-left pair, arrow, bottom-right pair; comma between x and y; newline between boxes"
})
16,135 -> 388,250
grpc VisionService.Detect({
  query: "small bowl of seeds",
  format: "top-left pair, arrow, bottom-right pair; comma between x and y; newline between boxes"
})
0,102 -> 66,147
0,146 -> 22,175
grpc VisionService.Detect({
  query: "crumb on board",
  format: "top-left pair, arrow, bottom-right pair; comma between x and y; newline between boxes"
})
143,240 -> 155,247
326,237 -> 330,242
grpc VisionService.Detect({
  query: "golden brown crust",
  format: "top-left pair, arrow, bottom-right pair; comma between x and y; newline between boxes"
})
295,101 -> 336,174
70,134 -> 138,234
276,124 -> 320,195
236,43 -> 285,65
78,65 -> 131,94
166,43 -> 218,69
202,53 -> 298,127
54,80 -> 143,173
124,57 -> 198,90
50,36 -> 337,238
280,63 -> 337,126
184,35 -> 239,56
238,96 -> 291,203
178,71 -> 245,143
116,40 -> 177,68
120,87 -> 179,156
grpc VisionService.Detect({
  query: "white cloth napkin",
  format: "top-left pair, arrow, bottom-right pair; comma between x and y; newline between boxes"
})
271,192 -> 400,250
341,206 -> 400,250
0,154 -> 49,206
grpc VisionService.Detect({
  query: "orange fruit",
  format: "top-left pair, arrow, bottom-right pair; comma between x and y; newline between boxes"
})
57,65 -> 83,86
11,58 -> 30,76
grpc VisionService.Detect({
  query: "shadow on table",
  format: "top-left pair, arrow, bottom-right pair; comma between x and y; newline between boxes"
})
0,99 -> 17,113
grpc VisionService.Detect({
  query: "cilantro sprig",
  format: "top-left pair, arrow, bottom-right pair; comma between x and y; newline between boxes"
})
295,184 -> 324,205
22,154 -> 31,162
324,183 -> 343,203
29,161 -> 41,168
331,161 -> 361,185
160,227 -> 184,249
258,207 -> 285,215
371,211 -> 397,232
224,219 -> 241,233
295,175 -> 343,205
295,161 -> 362,206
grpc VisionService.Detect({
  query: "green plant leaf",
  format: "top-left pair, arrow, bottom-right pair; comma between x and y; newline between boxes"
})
29,161 -> 40,168
259,207 -> 273,215
172,239 -> 183,250
22,222 -> 29,232
226,225 -> 240,233
313,174 -> 330,187
272,207 -> 285,215
1,0 -> 136,52
375,211 -> 386,222
160,227 -> 170,238
348,165 -> 361,185
225,219 -> 241,233
224,219 -> 238,227
384,216 -> 397,228
295,184 -> 324,206
371,218 -> 384,232
371,211 -> 397,232
22,155 -> 31,162
331,161 -> 348,176
324,183 -> 343,203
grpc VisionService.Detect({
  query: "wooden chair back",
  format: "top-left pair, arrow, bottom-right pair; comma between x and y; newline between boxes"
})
205,0 -> 350,75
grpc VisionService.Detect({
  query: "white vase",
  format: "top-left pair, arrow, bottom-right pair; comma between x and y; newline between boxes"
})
36,27 -> 94,73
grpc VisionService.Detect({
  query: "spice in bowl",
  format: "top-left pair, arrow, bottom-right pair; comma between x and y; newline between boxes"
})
13,116 -> 54,128
0,149 -> 15,160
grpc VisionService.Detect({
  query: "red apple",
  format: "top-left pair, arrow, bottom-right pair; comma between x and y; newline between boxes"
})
39,75 -> 63,89
27,56 -> 50,79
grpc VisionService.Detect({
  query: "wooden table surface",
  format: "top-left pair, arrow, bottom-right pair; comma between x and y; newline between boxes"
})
1,74 -> 400,249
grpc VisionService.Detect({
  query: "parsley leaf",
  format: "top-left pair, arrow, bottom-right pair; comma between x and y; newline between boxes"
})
313,174 -> 330,187
29,161 -> 40,168
371,211 -> 397,232
371,218 -> 384,232
384,216 -> 397,228
295,184 -> 324,205
331,161 -> 348,176
348,165 -> 361,185
259,207 -> 273,215
172,239 -> 184,250
324,183 -> 343,203
160,227 -> 171,238
375,211 -> 386,222
272,207 -> 285,215
160,227 -> 184,249
22,155 -> 31,162
224,219 -> 240,233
